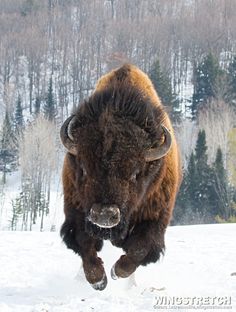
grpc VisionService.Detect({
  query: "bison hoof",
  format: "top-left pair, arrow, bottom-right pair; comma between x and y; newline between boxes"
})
111,264 -> 119,280
91,274 -> 107,291
111,256 -> 137,279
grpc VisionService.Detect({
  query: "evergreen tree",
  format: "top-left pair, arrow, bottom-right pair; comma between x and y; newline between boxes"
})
44,77 -> 56,121
0,111 -> 17,183
194,130 -> 214,221
1,111 -> 12,149
192,53 -> 222,119
34,96 -> 41,116
174,152 -> 197,224
149,60 -> 180,122
214,148 -> 225,183
14,95 -> 24,132
212,147 -> 230,218
195,130 -> 208,165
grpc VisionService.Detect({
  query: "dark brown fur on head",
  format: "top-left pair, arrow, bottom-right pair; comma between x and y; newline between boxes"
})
67,85 -> 166,240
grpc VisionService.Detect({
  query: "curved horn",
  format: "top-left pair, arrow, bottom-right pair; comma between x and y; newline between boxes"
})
60,115 -> 77,155
145,125 -> 172,162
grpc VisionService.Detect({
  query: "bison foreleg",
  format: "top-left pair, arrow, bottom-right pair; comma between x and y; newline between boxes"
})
60,218 -> 107,290
111,220 -> 166,279
81,250 -> 107,291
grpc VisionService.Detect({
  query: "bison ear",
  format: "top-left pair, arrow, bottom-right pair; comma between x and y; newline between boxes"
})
145,125 -> 172,162
60,115 -> 78,155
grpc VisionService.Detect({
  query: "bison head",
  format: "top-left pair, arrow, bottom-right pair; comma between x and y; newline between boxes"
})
60,89 -> 172,240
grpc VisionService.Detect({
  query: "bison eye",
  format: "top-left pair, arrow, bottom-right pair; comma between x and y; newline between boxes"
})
130,169 -> 140,182
79,163 -> 87,179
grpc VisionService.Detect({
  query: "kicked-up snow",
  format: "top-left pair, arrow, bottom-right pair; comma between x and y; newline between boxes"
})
0,224 -> 235,312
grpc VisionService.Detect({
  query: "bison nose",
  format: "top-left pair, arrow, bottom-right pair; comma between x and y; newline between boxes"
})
89,204 -> 121,228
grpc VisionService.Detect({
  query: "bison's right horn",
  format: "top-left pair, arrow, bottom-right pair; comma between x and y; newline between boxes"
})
145,125 -> 172,162
60,115 -> 77,155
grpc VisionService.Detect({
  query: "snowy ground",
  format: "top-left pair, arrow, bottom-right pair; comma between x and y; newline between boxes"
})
0,224 -> 235,312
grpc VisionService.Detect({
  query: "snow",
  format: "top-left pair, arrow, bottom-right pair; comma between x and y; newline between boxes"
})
0,224 -> 235,312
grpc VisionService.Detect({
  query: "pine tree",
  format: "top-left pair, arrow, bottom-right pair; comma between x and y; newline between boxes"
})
214,148 -> 225,182
149,60 -> 180,122
44,77 -> 56,121
1,111 -> 13,149
194,130 -> 214,221
195,130 -> 208,165
192,53 -> 222,119
212,147 -> 230,219
0,111 -> 17,183
173,152 -> 197,224
34,96 -> 41,116
14,95 -> 24,132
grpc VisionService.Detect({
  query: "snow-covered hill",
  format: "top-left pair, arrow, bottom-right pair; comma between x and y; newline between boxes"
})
0,224 -> 235,312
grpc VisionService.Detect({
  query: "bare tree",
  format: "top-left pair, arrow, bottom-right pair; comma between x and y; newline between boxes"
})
198,99 -> 235,167
175,119 -> 198,169
19,115 -> 57,230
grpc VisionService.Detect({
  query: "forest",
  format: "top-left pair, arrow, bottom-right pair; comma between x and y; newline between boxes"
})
0,0 -> 236,230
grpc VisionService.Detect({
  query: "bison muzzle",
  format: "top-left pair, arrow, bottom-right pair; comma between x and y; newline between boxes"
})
60,64 -> 182,290
88,204 -> 121,228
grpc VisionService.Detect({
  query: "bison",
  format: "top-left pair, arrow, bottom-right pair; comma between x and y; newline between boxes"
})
60,64 -> 181,290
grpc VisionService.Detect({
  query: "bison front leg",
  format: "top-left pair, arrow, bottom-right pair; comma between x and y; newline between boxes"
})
111,220 -> 166,279
60,217 -> 107,290
81,246 -> 107,291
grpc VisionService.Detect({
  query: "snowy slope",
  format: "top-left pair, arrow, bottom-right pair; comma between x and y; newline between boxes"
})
0,224 -> 235,312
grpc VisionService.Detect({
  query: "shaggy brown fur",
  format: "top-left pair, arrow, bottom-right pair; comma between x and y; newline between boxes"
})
60,64 -> 182,290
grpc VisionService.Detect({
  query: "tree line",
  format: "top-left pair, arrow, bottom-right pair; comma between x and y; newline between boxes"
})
1,0 -> 236,119
0,79 -> 58,230
0,0 -> 236,229
149,53 -> 236,224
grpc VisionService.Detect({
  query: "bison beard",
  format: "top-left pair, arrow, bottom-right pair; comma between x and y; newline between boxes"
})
60,64 -> 182,290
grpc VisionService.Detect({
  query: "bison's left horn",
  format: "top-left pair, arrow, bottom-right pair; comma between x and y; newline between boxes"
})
145,125 -> 172,162
60,115 -> 77,155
